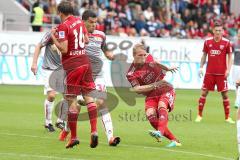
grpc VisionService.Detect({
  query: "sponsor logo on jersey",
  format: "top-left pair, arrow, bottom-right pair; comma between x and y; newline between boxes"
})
209,44 -> 212,47
59,31 -> 65,39
220,45 -> 224,50
210,50 -> 221,55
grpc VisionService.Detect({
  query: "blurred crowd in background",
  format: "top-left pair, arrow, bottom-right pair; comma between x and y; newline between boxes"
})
17,0 -> 240,39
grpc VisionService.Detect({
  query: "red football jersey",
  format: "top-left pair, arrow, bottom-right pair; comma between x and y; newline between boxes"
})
203,37 -> 232,75
57,15 -> 89,70
126,54 -> 171,97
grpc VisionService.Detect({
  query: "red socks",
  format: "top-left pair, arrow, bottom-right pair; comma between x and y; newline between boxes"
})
147,107 -> 177,141
157,107 -> 168,134
198,96 -> 206,117
87,102 -> 98,133
67,109 -> 79,140
147,114 -> 158,130
164,127 -> 176,141
223,99 -> 230,119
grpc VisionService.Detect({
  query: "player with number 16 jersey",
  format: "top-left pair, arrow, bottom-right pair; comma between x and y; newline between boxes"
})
51,1 -> 99,149
57,14 -> 95,95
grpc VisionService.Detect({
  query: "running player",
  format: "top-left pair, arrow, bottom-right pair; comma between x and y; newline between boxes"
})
126,43 -> 181,147
50,1 -> 98,148
31,31 -> 64,132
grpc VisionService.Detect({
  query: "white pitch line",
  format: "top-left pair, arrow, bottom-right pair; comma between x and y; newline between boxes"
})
0,132 -> 235,160
0,152 -> 86,160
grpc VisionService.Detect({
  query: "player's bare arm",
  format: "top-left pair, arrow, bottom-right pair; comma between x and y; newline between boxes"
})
130,80 -> 171,94
50,28 -> 68,54
199,52 -> 207,77
103,45 -> 115,60
236,80 -> 240,86
31,43 -> 43,75
155,62 -> 178,73
84,32 -> 89,44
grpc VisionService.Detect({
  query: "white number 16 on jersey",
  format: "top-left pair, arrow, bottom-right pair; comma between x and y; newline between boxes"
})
73,26 -> 85,49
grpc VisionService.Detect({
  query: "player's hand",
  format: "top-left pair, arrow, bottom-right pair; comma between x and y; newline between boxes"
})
224,70 -> 229,78
51,28 -> 57,38
105,51 -> 115,61
31,63 -> 38,75
167,66 -> 179,73
198,68 -> 203,78
236,80 -> 240,86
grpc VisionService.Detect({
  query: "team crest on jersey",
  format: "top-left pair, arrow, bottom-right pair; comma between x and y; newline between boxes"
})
59,31 -> 65,39
149,62 -> 154,68
220,45 -> 224,50
94,37 -> 102,41
209,44 -> 212,47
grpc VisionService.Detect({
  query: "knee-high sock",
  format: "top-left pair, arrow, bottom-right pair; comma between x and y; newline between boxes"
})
198,96 -> 206,117
237,120 -> 240,154
44,99 -> 54,125
236,87 -> 240,107
164,127 -> 176,141
67,109 -> 79,140
87,102 -> 98,133
57,99 -> 68,123
99,107 -> 113,142
157,108 -> 168,134
147,114 -> 158,130
223,99 -> 230,119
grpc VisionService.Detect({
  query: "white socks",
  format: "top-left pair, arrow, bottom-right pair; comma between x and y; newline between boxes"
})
99,107 -> 113,142
44,99 -> 54,125
236,87 -> 240,107
57,99 -> 69,122
237,120 -> 240,154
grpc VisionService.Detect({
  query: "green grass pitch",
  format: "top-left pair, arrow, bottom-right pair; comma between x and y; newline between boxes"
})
0,85 -> 237,160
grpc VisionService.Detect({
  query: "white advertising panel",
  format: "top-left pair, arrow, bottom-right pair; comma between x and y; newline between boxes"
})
0,32 -> 235,89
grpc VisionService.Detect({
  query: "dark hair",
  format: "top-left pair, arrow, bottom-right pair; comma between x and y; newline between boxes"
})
33,1 -> 40,8
214,19 -> 223,27
57,1 -> 74,15
82,10 -> 97,21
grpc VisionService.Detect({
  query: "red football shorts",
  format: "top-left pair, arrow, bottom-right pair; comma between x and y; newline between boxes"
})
202,74 -> 228,92
64,64 -> 95,95
145,89 -> 176,112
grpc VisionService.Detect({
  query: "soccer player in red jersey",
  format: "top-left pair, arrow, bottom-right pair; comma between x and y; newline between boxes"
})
50,1 -> 98,148
195,20 -> 234,124
126,44 -> 181,147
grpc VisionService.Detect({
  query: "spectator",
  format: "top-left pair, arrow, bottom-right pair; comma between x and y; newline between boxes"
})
171,0 -> 181,14
194,8 -> 206,28
144,6 -> 154,21
124,5 -> 133,22
48,0 -> 57,15
31,0 -> 44,32
23,0 -> 238,40
182,9 -> 192,25
79,2 -> 89,16
213,0 -> 220,15
135,13 -> 146,34
220,0 -> 230,15
98,3 -> 108,19
202,0 -> 214,14
132,4 -> 143,21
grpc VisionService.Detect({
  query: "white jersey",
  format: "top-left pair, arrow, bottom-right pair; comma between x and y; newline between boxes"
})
85,30 -> 106,78
233,39 -> 240,66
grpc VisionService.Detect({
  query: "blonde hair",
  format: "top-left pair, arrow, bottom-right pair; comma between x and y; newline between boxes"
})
133,43 -> 145,56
